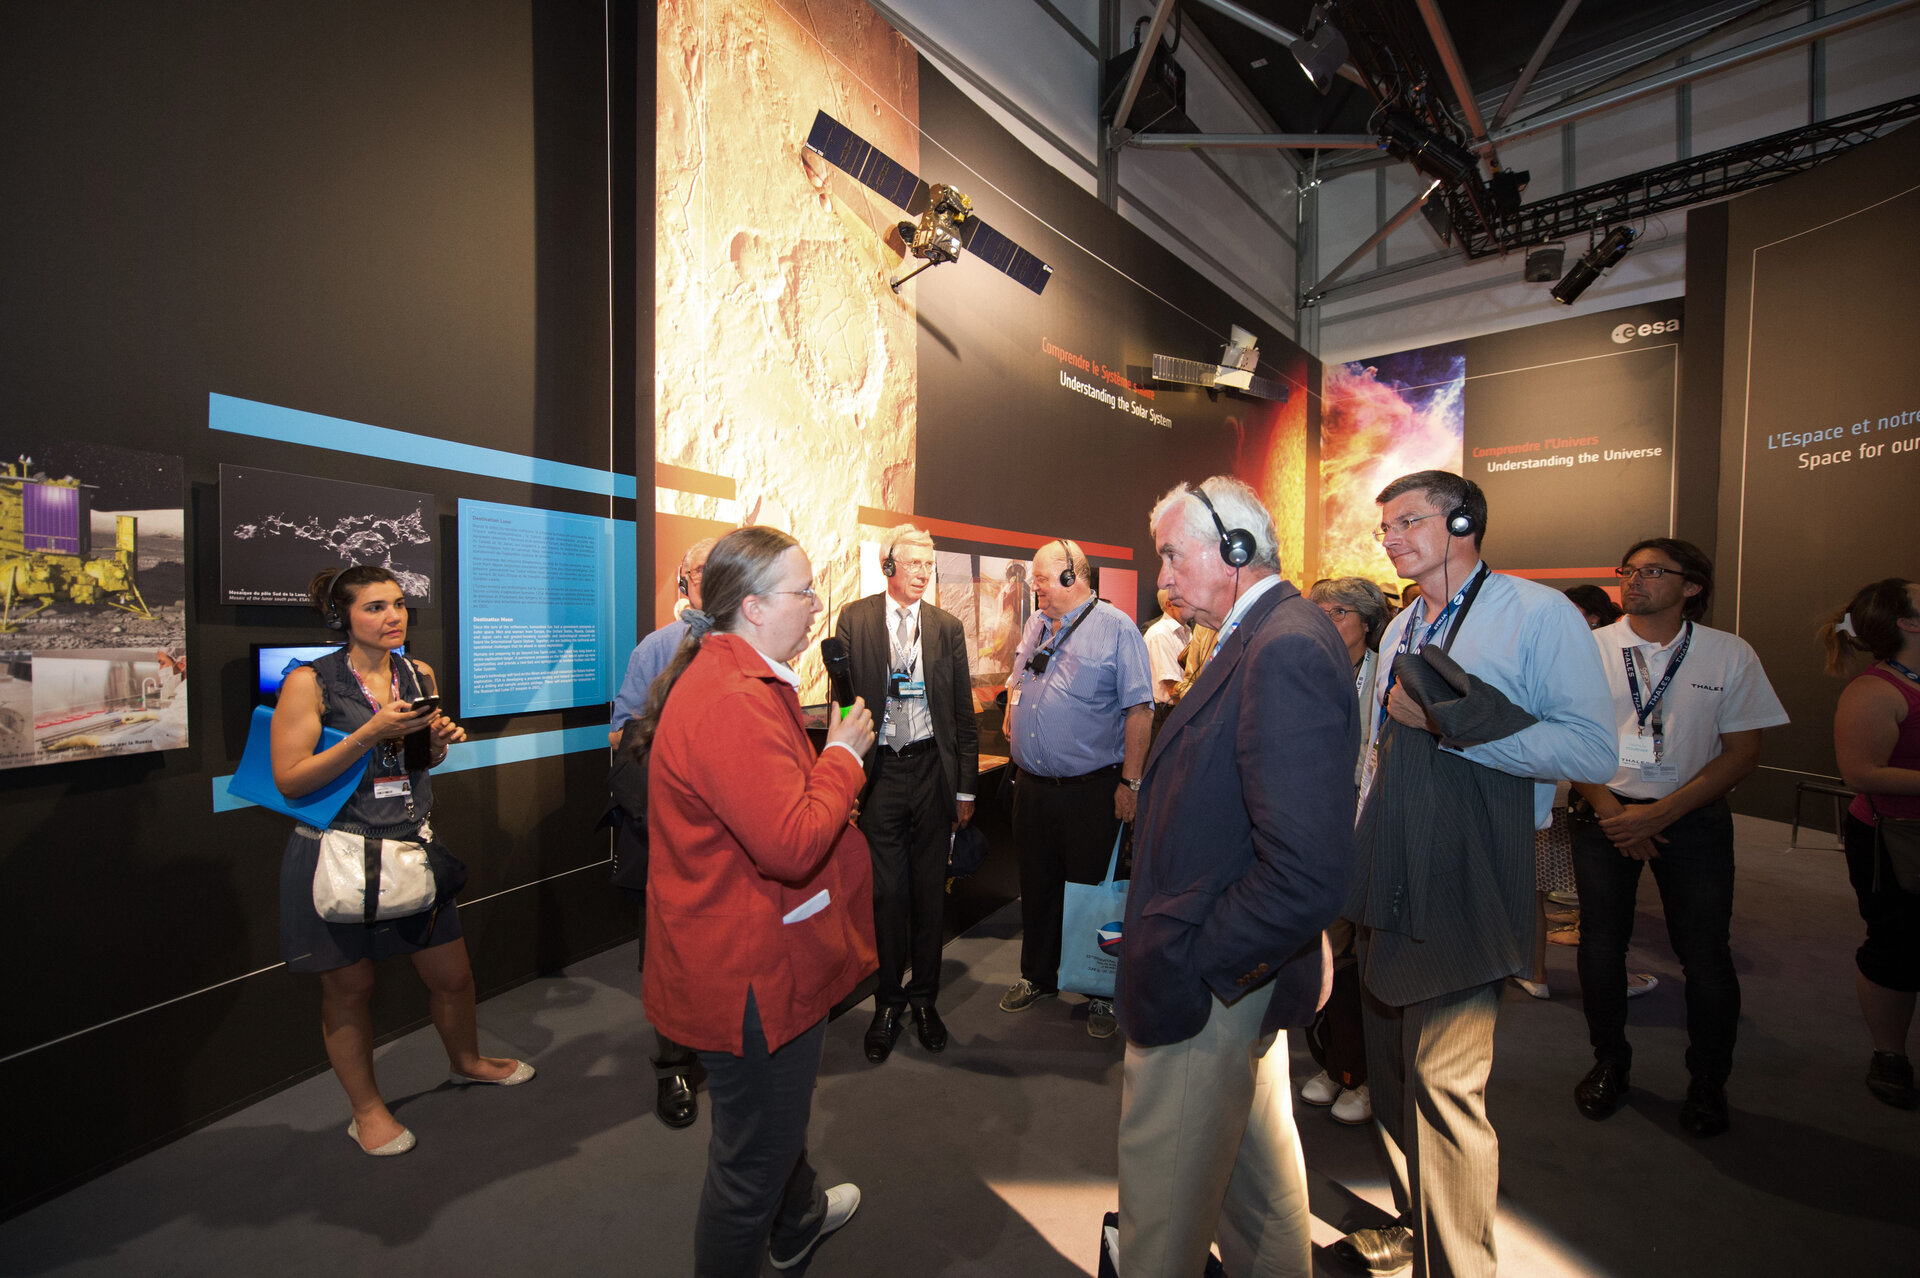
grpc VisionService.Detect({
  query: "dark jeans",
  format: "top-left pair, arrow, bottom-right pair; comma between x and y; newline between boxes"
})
1572,797 -> 1740,1082
1011,765 -> 1123,990
862,744 -> 948,1008
692,991 -> 828,1277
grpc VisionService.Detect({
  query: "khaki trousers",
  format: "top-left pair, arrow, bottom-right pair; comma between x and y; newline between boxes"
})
1117,989 -> 1312,1278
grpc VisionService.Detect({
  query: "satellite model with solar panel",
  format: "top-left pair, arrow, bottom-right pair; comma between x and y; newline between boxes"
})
1152,325 -> 1290,403
804,110 -> 1054,296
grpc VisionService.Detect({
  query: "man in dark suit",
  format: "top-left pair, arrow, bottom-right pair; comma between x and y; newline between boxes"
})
1115,477 -> 1357,1278
836,524 -> 979,1063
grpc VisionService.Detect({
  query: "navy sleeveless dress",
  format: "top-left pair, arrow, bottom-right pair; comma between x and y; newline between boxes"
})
277,649 -> 461,973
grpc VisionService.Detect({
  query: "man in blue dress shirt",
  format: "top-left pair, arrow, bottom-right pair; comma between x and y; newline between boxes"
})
607,533 -> 715,1129
1337,471 -> 1616,1278
610,536 -> 717,744
1000,538 -> 1153,1038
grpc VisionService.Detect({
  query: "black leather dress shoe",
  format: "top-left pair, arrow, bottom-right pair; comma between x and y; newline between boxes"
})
1333,1223 -> 1414,1275
656,1074 -> 697,1129
1574,1060 -> 1630,1120
864,1005 -> 904,1063
912,1004 -> 948,1053
1680,1076 -> 1730,1137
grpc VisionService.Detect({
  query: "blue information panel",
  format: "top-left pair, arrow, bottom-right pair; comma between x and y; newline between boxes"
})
457,499 -> 633,716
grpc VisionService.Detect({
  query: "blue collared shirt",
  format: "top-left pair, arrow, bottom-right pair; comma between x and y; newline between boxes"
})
611,617 -> 691,730
1005,597 -> 1153,778
1365,566 -> 1616,826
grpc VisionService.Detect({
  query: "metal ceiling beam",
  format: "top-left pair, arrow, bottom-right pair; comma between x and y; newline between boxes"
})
1491,0 -> 1920,145
1411,0 -> 1495,166
1107,0 -> 1179,151
1185,0 -> 1369,88
1128,132 -> 1378,150
1489,0 -> 1583,132
1308,179 -> 1442,299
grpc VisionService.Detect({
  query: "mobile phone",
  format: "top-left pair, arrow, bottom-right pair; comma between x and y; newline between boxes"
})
410,696 -> 442,714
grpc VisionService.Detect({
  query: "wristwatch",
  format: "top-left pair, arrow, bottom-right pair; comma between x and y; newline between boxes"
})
1123,777 -> 1141,791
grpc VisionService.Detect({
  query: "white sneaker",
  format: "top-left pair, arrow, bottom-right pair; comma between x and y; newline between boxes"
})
1332,1084 -> 1372,1125
770,1182 -> 861,1270
1301,1069 -> 1340,1106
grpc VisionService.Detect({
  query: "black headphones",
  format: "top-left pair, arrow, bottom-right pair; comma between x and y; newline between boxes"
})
321,567 -> 349,631
1188,483 -> 1256,568
881,542 -> 896,578
1444,480 -> 1485,538
1054,539 -> 1077,589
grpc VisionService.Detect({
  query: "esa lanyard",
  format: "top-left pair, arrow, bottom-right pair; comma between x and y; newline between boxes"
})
1623,621 -> 1693,733
1375,563 -> 1491,726
1888,659 -> 1920,686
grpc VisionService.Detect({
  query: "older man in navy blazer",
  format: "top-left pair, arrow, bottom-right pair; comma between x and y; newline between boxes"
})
1115,477 -> 1357,1278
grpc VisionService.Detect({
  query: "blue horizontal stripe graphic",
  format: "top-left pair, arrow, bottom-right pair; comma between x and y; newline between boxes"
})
209,393 -> 637,500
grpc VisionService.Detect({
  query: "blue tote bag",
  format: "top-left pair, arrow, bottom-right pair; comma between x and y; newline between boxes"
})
1058,827 -> 1128,998
227,705 -> 368,826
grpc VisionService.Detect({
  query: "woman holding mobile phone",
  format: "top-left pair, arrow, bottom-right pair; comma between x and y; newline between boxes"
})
271,564 -> 532,1156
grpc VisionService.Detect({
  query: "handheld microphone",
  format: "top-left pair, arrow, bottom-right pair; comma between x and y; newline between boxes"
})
819,636 -> 855,719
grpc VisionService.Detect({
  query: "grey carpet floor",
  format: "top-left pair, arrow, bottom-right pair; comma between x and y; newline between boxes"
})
1,815 -> 1913,1276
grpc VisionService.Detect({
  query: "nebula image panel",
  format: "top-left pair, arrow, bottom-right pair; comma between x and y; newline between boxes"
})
656,0 -> 918,700
1320,344 -> 1465,585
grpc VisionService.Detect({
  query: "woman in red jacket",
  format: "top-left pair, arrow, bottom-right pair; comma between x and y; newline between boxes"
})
632,525 -> 877,1276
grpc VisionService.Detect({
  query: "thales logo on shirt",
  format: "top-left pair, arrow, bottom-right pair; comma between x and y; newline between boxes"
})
1098,922 -> 1124,954
1691,682 -> 1724,692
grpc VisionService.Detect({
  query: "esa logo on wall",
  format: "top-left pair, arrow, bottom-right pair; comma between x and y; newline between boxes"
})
1612,318 -> 1681,344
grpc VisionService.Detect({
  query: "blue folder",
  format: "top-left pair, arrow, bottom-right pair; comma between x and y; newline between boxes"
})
227,704 -> 368,826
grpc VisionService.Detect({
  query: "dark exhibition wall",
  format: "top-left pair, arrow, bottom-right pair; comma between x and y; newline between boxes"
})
0,1 -> 646,1214
1715,121 -> 1920,822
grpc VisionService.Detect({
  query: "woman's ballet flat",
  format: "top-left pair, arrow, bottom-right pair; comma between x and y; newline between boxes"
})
449,1059 -> 536,1087
346,1119 -> 416,1156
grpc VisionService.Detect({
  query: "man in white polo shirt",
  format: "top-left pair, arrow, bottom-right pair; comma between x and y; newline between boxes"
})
1570,537 -> 1788,1138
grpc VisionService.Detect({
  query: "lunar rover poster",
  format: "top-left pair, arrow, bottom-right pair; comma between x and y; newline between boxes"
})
219,464 -> 435,606
0,441 -> 188,768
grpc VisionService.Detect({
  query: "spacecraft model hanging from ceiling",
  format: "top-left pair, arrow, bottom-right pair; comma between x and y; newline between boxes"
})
1152,325 -> 1290,403
804,110 -> 1054,296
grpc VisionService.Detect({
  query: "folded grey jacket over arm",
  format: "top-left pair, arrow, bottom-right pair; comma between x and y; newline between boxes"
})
1347,646 -> 1540,1007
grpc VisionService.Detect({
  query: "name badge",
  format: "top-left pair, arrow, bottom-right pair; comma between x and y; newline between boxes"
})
1618,732 -> 1659,766
373,775 -> 412,799
1639,763 -> 1681,784
1008,689 -> 1022,706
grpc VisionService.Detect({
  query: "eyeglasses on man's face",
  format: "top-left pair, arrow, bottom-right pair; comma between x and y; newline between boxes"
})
763,586 -> 819,602
1615,565 -> 1682,581
1373,513 -> 1442,543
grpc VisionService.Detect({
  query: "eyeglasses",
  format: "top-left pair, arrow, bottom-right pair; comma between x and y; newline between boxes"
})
763,587 -> 819,602
685,567 -> 704,582
1373,513 -> 1441,542
1318,605 -> 1355,618
1615,565 -> 1680,581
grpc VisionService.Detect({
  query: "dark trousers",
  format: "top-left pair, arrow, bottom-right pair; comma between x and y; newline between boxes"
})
862,744 -> 948,1008
692,991 -> 828,1278
1359,960 -> 1504,1278
1011,765 -> 1122,990
1844,813 -> 1920,991
1572,797 -> 1740,1082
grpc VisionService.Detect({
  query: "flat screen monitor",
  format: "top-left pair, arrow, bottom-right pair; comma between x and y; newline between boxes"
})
252,643 -> 403,704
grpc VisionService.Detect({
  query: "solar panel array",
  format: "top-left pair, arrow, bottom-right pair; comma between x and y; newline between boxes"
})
804,110 -> 1052,296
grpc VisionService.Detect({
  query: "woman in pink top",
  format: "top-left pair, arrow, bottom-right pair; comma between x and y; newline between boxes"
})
1825,577 -> 1920,1109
